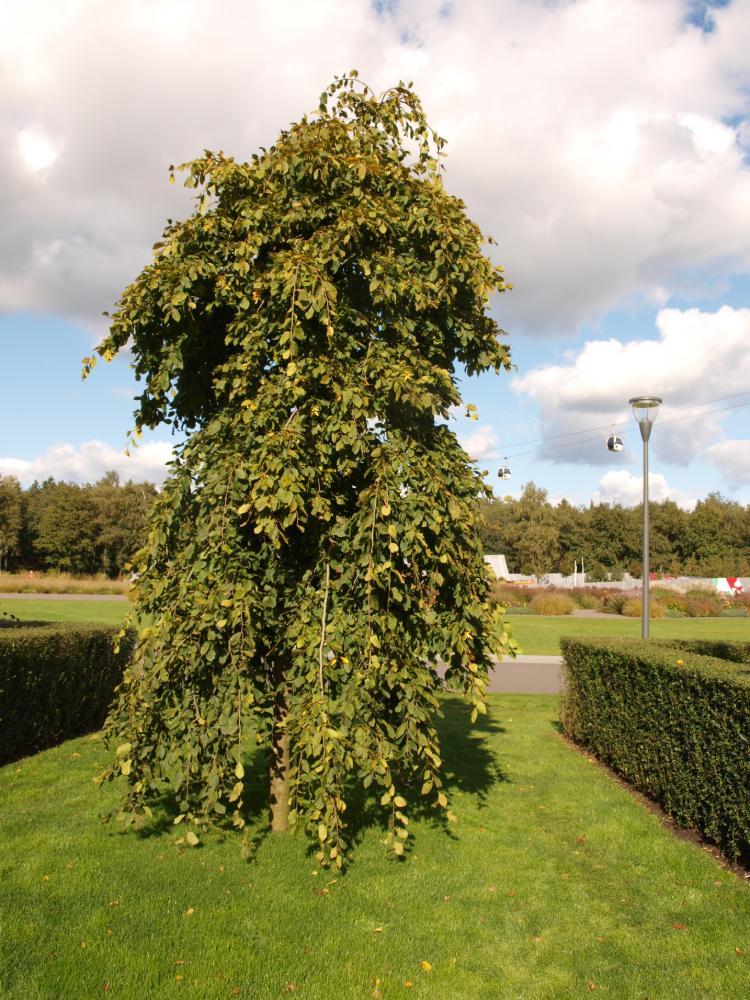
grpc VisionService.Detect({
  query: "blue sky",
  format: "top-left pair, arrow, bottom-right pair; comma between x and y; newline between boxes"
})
2,0 -> 749,508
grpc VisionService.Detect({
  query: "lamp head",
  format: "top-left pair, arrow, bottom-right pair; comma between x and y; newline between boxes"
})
629,395 -> 662,441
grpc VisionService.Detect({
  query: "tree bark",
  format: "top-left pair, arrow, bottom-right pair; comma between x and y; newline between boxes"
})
269,670 -> 290,832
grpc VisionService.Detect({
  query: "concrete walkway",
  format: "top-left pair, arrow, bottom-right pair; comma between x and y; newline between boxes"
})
489,655 -> 563,694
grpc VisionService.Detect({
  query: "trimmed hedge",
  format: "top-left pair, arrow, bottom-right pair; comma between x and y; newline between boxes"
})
0,622 -> 135,765
560,636 -> 750,863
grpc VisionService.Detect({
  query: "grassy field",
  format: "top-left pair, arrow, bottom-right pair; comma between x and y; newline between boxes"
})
508,614 -> 750,655
1,694 -> 747,999
0,598 -> 128,627
3,597 -> 749,655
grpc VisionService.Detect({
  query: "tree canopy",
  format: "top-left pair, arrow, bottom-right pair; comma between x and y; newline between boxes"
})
92,74 -> 514,865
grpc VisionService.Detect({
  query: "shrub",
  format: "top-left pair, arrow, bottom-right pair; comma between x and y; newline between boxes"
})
721,607 -> 749,618
683,593 -> 724,618
0,571 -> 129,595
529,592 -> 576,616
560,637 -> 750,862
621,597 -> 667,618
650,588 -> 689,613
0,623 -> 135,765
505,605 -> 537,615
573,593 -> 603,611
599,591 -> 630,614
489,583 -> 530,607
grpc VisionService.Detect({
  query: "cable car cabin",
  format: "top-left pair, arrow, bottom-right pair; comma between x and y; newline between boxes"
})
607,435 -> 624,452
497,466 -> 512,480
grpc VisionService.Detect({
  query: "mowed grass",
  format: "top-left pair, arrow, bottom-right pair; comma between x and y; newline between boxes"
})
1,695 -> 748,999
3,597 -> 748,655
0,598 -> 128,627
507,614 -> 750,655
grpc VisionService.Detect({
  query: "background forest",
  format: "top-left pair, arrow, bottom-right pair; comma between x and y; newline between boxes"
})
0,474 -> 747,580
479,483 -> 750,580
0,473 -> 156,576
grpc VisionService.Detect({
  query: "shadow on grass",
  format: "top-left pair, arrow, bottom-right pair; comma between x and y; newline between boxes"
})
320,696 -> 510,858
129,698 -> 509,863
132,745 -> 270,841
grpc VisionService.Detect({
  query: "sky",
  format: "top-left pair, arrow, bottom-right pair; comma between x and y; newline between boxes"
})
1,0 -> 749,510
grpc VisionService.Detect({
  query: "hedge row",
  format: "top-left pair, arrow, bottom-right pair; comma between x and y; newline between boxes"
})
0,621 -> 135,765
560,636 -> 750,863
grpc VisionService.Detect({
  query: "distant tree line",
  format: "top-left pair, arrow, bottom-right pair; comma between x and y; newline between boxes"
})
478,482 -> 750,579
2,473 -> 747,581
0,472 -> 157,577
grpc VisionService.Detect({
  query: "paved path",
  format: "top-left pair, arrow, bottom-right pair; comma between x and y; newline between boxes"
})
0,593 -> 565,694
0,592 -> 127,601
488,655 -> 563,694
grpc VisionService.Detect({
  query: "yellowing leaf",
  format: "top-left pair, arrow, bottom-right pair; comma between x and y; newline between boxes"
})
393,795 -> 407,808
120,759 -> 132,776
381,504 -> 391,516
318,823 -> 328,842
185,831 -> 199,847
115,743 -> 131,757
221,598 -> 232,607
235,761 -> 245,779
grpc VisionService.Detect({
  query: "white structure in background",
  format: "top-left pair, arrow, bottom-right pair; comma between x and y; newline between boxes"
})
715,577 -> 745,597
484,554 -> 510,578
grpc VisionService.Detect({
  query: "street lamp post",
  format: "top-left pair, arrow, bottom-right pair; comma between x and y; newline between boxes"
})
629,396 -> 662,639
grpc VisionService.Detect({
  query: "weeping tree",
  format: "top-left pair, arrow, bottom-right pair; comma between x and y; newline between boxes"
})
90,73 -> 515,865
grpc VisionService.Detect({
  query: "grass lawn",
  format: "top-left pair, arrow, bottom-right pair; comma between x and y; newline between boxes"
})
0,598 -> 128,627
1,695 -> 747,999
508,614 -> 750,655
3,597 -> 748,656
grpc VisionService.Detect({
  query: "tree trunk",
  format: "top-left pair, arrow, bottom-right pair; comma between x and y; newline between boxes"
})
269,672 -> 290,832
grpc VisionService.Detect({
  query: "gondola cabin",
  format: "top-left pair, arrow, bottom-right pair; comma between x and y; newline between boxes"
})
607,434 -> 624,452
497,465 -> 512,480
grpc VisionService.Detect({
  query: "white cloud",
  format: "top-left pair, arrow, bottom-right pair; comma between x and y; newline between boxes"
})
0,439 -> 173,486
0,0 -> 749,333
511,305 -> 750,467
592,470 -> 697,509
707,439 -> 750,486
460,424 -> 497,459
17,128 -> 59,172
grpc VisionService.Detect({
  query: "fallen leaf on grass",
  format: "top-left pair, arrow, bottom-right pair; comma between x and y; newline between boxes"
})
735,947 -> 744,956
588,983 -> 597,991
404,982 -> 413,989
230,989 -> 241,997
421,960 -> 432,971
372,927 -> 384,933
42,875 -> 50,882
283,985 -> 296,994
672,923 -> 686,931
184,907 -> 195,918
175,975 -> 184,982
107,900 -> 120,908
443,895 -> 451,901
102,985 -> 110,994
488,885 -> 497,893
576,835 -> 586,846
175,960 -> 186,966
